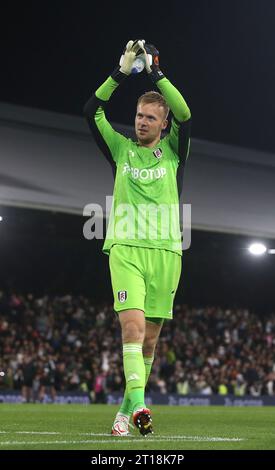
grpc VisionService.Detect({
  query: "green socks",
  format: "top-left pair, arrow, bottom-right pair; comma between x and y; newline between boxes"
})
119,348 -> 154,416
144,356 -> 154,384
122,343 -> 145,412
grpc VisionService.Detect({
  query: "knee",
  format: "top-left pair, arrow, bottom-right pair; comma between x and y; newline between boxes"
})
122,320 -> 145,344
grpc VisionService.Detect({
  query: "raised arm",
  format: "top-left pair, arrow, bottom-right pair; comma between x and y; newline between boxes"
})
83,40 -> 144,169
140,43 -> 191,163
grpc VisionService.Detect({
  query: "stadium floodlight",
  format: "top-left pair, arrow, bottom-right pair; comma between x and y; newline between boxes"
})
0,216 -> 2,222
248,242 -> 267,256
268,249 -> 275,254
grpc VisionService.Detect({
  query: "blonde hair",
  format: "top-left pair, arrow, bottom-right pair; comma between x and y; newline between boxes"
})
137,91 -> 169,119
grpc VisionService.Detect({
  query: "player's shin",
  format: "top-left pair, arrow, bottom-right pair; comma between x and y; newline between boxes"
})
122,343 -> 146,412
118,355 -> 154,417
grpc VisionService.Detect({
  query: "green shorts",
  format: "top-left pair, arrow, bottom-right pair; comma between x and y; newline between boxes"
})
109,244 -> 182,320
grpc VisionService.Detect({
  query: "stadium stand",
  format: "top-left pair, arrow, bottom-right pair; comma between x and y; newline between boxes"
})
1,291 -> 274,401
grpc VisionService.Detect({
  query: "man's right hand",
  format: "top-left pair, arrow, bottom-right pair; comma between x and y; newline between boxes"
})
119,40 -> 145,75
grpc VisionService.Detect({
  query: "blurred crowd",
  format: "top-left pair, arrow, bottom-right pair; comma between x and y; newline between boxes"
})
0,291 -> 275,402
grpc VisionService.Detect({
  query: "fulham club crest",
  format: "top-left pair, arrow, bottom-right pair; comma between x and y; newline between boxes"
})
153,148 -> 162,159
118,291 -> 127,303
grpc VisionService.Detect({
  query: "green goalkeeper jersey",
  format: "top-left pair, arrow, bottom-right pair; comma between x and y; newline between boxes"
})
84,75 -> 191,255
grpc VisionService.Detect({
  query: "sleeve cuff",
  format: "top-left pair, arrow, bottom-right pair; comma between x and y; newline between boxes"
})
148,69 -> 165,84
111,67 -> 128,83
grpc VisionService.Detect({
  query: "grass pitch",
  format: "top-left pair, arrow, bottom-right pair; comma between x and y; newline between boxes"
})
0,404 -> 274,450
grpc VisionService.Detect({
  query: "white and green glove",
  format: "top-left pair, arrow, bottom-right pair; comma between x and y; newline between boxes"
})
119,39 -> 145,74
111,39 -> 145,82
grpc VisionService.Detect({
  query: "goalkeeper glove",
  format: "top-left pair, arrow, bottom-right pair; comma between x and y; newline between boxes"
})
140,43 -> 165,83
120,39 -> 145,74
111,40 -> 144,82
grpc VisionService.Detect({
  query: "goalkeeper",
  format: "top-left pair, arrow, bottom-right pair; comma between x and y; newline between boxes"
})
84,40 -> 191,436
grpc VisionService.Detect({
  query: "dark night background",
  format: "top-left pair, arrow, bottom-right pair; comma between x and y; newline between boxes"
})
1,1 -> 275,311
1,0 -> 275,153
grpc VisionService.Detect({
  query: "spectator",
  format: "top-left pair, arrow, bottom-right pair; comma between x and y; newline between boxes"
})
1,291 -> 275,397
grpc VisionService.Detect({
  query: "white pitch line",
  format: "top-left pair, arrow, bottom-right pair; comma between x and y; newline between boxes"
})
80,433 -> 134,437
80,433 -> 244,442
0,436 -> 245,446
16,431 -> 60,435
0,431 -> 245,442
165,435 -> 244,442
1,431 -> 112,437
0,431 -> 60,435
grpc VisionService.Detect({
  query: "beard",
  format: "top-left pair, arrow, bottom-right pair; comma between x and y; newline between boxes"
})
136,129 -> 154,145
